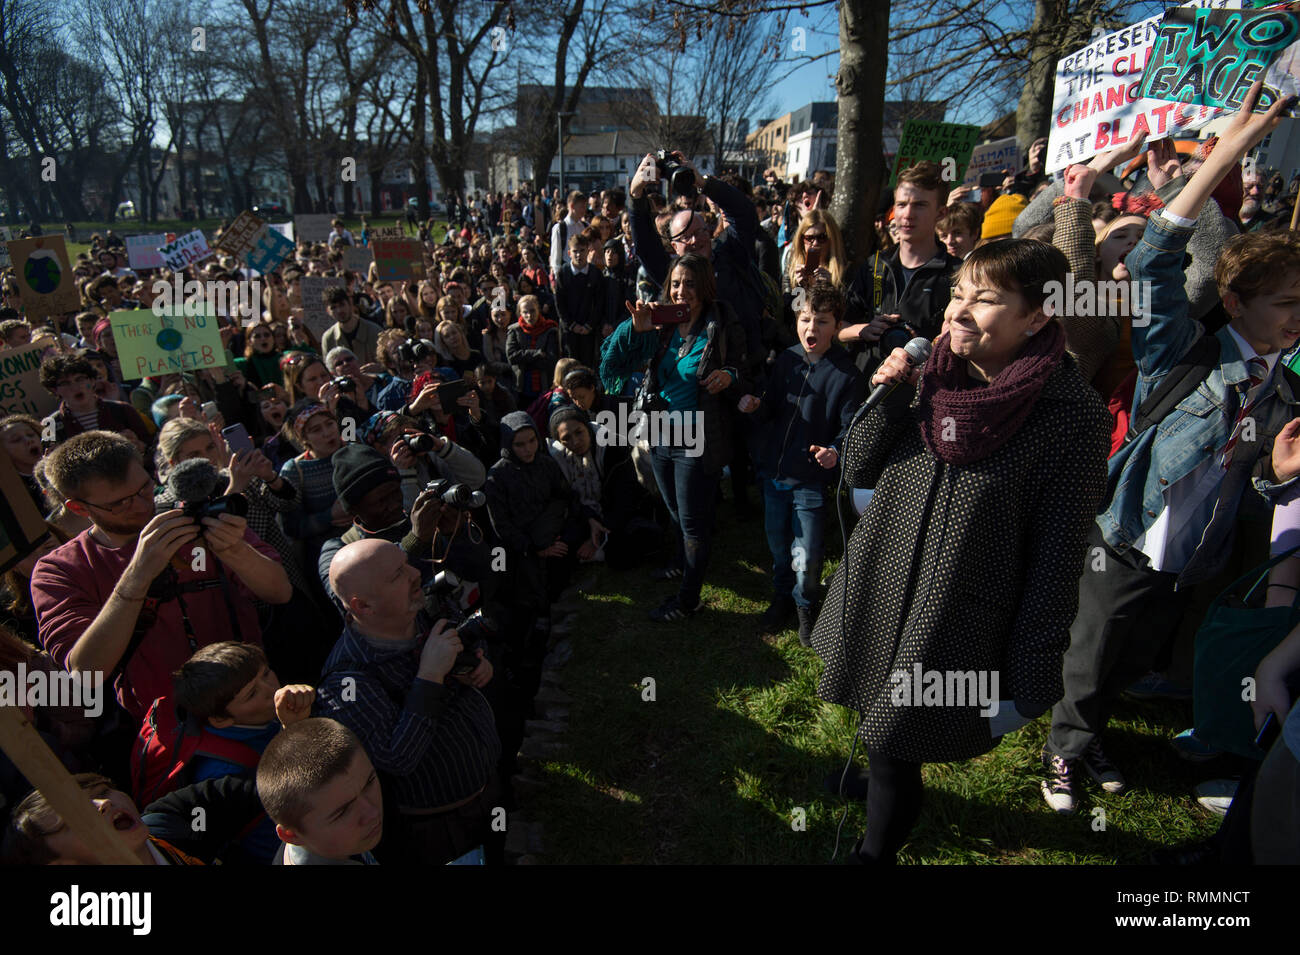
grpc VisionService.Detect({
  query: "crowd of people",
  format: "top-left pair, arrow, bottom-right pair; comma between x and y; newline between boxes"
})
2,84 -> 1300,865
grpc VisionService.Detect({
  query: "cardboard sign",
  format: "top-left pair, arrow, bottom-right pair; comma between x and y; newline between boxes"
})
109,306 -> 230,378
7,236 -> 80,316
293,215 -> 333,243
270,222 -> 294,241
214,212 -> 267,258
0,341 -> 60,418
124,234 -> 168,270
964,137 -> 1021,185
371,238 -> 426,281
372,225 -> 406,240
246,227 -> 297,274
0,449 -> 49,574
299,276 -> 346,340
0,226 -> 12,270
342,246 -> 373,274
157,229 -> 213,272
1138,5 -> 1300,115
889,120 -> 982,186
1046,2 -> 1239,172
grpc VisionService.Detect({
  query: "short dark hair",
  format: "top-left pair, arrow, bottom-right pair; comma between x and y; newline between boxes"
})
896,161 -> 951,206
562,367 -> 599,393
955,238 -> 1068,311
256,718 -> 365,832
803,282 -> 847,321
323,286 -> 352,307
939,202 -> 984,237
38,355 -> 96,392
172,641 -> 268,721
43,431 -> 142,500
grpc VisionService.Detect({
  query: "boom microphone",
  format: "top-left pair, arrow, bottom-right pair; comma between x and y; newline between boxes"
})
166,458 -> 223,506
847,336 -> 933,430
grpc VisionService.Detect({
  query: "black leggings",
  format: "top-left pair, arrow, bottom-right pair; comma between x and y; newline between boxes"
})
857,749 -> 924,863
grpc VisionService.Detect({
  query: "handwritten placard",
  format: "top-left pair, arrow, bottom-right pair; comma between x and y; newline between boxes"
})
125,234 -> 168,270
889,120 -> 982,186
342,246 -> 373,274
372,238 -> 426,281
7,236 -> 80,316
964,137 -> 1021,185
157,229 -> 214,272
293,215 -> 333,243
246,228 -> 297,274
109,306 -> 230,378
299,276 -> 346,340
214,212 -> 267,258
0,341 -> 60,418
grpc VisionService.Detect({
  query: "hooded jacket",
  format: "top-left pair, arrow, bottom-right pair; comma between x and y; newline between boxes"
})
483,412 -> 593,557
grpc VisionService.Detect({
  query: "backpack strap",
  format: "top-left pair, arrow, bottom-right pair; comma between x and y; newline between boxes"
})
1123,332 -> 1221,448
193,731 -> 262,771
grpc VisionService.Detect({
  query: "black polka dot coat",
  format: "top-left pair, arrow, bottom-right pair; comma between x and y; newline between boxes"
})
811,356 -> 1111,763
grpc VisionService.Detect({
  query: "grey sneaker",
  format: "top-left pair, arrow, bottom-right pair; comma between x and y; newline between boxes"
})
1041,749 -> 1081,814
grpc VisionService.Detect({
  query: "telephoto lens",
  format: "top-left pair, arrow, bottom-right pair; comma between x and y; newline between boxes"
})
402,432 -> 435,454
441,483 -> 487,510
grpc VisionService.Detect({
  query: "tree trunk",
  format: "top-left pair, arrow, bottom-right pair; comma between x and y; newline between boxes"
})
412,65 -> 430,219
1015,0 -> 1062,153
831,0 -> 891,269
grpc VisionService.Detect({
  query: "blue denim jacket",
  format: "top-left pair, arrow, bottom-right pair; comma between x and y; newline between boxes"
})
1099,212 -> 1300,586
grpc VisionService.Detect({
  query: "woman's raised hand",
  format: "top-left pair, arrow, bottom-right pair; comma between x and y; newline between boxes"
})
871,346 -> 922,388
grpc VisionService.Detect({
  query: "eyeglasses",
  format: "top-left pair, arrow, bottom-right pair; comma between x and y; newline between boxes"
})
802,233 -> 827,244
74,476 -> 154,515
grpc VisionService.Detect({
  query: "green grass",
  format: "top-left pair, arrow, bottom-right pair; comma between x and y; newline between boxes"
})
531,492 -> 1227,864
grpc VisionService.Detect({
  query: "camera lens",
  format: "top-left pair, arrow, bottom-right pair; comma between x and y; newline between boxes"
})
403,433 -> 435,454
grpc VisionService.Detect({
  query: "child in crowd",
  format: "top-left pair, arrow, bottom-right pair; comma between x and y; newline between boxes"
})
255,718 -> 383,865
739,284 -> 864,645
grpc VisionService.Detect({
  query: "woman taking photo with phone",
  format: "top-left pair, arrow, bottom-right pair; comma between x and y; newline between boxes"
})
811,239 -> 1111,862
599,253 -> 750,622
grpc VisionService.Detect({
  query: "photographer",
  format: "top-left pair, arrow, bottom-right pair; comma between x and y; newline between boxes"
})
316,538 -> 500,865
404,369 -> 501,468
323,346 -> 407,415
30,431 -> 292,721
363,410 -> 486,509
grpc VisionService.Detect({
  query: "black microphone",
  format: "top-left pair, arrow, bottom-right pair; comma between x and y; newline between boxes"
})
166,458 -> 223,507
847,336 -> 933,431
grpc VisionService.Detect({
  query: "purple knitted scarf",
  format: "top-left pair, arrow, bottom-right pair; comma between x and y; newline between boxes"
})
916,321 -> 1065,466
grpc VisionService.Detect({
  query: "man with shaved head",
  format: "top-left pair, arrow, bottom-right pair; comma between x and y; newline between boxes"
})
314,538 -> 502,864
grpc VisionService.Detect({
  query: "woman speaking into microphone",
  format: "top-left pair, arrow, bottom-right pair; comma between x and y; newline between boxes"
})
810,239 -> 1111,863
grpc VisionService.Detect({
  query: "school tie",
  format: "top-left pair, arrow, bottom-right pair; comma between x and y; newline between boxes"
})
1220,356 -> 1269,469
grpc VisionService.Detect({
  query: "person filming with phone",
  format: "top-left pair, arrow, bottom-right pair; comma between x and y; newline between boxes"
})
599,253 -> 750,623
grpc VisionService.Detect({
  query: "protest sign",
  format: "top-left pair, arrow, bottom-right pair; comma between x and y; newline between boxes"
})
109,306 -> 229,378
372,225 -> 406,240
0,341 -> 60,418
214,211 -> 267,258
269,222 -> 294,241
246,227 -> 297,274
299,276 -> 346,340
157,229 -> 214,272
293,214 -> 333,243
1046,2 -> 1240,172
124,234 -> 168,270
342,246 -> 373,274
0,227 -> 11,270
7,236 -> 80,316
1138,5 -> 1300,115
371,238 -> 427,281
889,120 -> 982,186
964,137 -> 1021,185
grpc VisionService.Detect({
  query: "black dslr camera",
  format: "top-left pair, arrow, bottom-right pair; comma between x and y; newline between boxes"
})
449,610 -> 496,675
424,477 -> 486,510
654,150 -> 697,199
401,432 -> 436,455
331,375 -> 357,393
163,491 -> 249,522
398,340 -> 435,364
